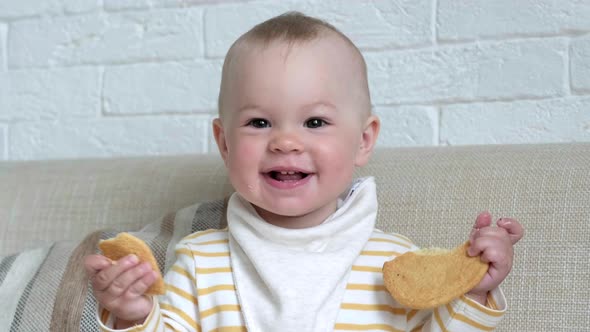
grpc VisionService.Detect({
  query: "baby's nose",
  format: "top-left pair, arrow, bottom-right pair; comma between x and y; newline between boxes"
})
269,131 -> 304,153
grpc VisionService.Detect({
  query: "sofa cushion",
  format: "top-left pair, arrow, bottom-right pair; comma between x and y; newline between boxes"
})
0,199 -> 227,331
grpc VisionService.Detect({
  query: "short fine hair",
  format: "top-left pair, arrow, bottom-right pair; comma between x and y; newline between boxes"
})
217,11 -> 370,117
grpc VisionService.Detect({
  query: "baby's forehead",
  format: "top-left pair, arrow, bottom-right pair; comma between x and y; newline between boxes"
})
234,30 -> 362,66
218,31 -> 370,119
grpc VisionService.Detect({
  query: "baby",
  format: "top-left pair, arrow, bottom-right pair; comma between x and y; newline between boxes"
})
85,12 -> 523,331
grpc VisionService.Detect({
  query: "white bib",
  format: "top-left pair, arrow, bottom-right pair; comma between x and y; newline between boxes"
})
227,177 -> 377,332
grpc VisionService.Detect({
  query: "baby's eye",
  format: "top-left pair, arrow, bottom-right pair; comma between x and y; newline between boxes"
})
305,118 -> 326,128
247,118 -> 270,128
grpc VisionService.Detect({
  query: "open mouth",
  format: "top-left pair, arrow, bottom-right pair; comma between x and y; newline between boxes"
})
268,170 -> 310,182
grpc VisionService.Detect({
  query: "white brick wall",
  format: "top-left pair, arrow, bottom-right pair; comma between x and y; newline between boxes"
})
8,9 -> 204,68
437,0 -> 590,41
0,0 -> 100,19
374,106 -> 438,146
10,115 -> 211,160
571,35 -> 590,93
102,61 -> 222,115
440,97 -> 590,145
0,124 -> 5,157
367,38 -> 567,105
0,67 -> 101,121
0,23 -> 6,70
0,0 -> 589,161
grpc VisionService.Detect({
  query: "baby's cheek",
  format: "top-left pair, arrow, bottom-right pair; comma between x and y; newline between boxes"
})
316,141 -> 358,167
226,142 -> 261,194
246,183 -> 258,193
228,144 -> 255,167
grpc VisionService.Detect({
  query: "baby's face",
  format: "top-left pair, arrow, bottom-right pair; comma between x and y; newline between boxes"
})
214,34 -> 378,227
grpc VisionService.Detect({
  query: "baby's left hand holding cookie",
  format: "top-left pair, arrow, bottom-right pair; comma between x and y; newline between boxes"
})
466,212 -> 524,303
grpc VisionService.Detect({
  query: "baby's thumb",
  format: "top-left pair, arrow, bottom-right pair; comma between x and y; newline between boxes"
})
497,218 -> 524,245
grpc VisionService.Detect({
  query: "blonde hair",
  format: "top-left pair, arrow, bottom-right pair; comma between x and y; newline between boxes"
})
217,11 -> 370,117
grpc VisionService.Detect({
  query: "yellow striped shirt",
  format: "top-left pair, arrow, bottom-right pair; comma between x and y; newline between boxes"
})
99,229 -> 506,331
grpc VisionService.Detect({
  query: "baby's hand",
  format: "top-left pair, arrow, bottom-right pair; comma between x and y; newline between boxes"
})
84,254 -> 158,326
465,212 -> 524,303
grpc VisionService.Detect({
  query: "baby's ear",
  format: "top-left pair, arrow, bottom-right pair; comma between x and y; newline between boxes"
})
212,118 -> 229,167
355,114 -> 380,167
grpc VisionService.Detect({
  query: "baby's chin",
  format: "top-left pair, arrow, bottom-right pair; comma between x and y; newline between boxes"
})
250,200 -> 338,229
252,202 -> 308,219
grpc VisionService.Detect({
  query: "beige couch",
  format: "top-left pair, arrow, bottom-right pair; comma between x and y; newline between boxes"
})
1,143 -> 589,331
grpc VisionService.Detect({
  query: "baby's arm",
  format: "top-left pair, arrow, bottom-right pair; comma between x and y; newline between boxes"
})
156,242 -> 202,331
406,212 -> 523,331
85,241 -> 202,331
406,290 -> 507,331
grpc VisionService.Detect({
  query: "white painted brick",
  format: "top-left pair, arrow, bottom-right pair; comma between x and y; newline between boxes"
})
205,0 -> 432,58
204,2 -> 297,58
571,36 -> 590,93
103,61 -> 222,115
103,0 -> 190,11
0,125 -> 5,160
373,106 -> 438,147
104,0 -> 159,11
367,38 -> 566,105
0,0 -> 60,19
440,97 -> 590,145
104,0 -> 252,11
0,0 -> 100,19
62,0 -> 101,14
103,0 -> 176,10
0,67 -> 101,121
8,8 -> 203,68
0,24 -> 6,71
9,116 -> 211,160
298,0 -> 432,50
438,0 -> 590,42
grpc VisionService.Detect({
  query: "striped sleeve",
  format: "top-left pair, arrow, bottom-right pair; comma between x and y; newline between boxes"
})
98,298 -> 164,331
408,288 -> 506,331
335,232 -> 416,332
183,229 -> 244,330
405,279 -> 507,331
97,241 -> 201,332
373,230 -> 507,332
158,242 -> 201,331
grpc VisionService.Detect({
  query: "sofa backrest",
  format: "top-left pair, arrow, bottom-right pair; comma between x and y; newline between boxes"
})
1,143 -> 589,331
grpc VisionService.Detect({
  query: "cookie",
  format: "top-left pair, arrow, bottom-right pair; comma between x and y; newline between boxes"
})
382,241 -> 487,309
98,232 -> 165,295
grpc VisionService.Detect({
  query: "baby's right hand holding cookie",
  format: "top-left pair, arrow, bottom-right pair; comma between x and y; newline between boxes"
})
84,254 -> 157,326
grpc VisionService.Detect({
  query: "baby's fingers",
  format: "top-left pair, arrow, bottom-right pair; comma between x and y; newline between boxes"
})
478,241 -> 511,266
92,254 -> 139,292
469,211 -> 492,243
84,254 -> 112,278
474,211 -> 493,229
468,234 -> 512,262
497,218 -> 524,245
105,262 -> 154,299
126,270 -> 159,298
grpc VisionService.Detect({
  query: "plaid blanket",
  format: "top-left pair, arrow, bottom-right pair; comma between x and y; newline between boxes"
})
0,199 -> 228,332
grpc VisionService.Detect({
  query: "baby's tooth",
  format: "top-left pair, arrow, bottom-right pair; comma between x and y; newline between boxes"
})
281,171 -> 288,175
288,171 -> 295,175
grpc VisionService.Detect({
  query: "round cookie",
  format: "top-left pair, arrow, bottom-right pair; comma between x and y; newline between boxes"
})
98,232 -> 165,295
382,241 -> 488,309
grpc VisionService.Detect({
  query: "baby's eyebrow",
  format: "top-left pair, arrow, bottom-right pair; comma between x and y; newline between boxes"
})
303,101 -> 337,111
237,104 -> 262,113
236,101 -> 337,113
